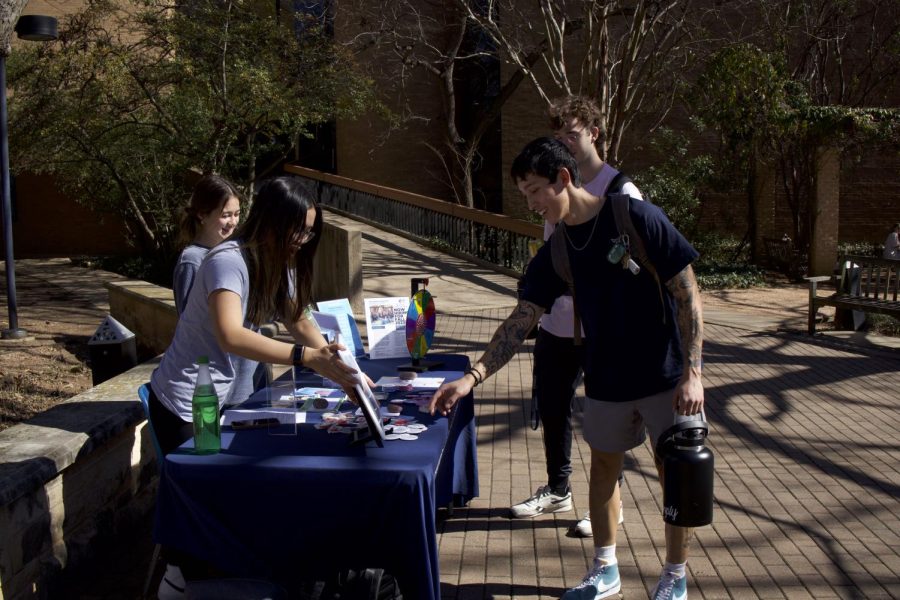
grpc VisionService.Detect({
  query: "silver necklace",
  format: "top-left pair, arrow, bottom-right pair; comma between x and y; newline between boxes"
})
563,211 -> 600,251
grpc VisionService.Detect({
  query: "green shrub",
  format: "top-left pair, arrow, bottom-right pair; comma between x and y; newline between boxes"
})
837,241 -> 880,257
867,314 -> 900,337
691,233 -> 766,290
633,128 -> 714,239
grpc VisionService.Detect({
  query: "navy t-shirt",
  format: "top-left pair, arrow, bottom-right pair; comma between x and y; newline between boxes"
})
520,197 -> 699,402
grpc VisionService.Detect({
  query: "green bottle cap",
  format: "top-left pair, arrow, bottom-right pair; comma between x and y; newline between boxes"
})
198,356 -> 209,364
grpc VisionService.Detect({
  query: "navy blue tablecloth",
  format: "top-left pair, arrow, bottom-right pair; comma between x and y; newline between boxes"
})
154,354 -> 478,600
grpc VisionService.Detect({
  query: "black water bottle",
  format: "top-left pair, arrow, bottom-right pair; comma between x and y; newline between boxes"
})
656,413 -> 714,527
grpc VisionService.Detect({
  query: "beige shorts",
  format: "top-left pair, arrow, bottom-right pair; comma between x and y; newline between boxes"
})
582,387 -> 678,454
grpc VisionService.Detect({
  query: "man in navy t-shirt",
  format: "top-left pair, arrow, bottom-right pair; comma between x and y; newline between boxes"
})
430,137 -> 705,600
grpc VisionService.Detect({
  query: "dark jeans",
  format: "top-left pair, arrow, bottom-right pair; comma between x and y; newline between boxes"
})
147,385 -> 194,457
533,328 -> 584,494
533,329 -> 626,496
147,385 -> 220,578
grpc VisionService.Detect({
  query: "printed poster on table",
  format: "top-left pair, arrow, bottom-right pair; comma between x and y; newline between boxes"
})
364,296 -> 409,359
315,298 -> 365,357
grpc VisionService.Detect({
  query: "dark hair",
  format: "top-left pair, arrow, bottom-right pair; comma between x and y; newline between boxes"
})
178,174 -> 241,246
510,137 -> 582,187
233,177 -> 323,326
548,95 -> 606,145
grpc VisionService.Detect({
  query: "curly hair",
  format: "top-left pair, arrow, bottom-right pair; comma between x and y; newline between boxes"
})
548,95 -> 605,143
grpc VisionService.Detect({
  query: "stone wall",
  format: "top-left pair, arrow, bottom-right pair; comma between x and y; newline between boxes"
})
0,361 -> 158,600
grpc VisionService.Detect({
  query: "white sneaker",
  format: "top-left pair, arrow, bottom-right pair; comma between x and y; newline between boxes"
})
561,560 -> 621,599
571,501 -> 624,538
157,564 -> 186,599
510,485 -> 572,518
573,512 -> 593,537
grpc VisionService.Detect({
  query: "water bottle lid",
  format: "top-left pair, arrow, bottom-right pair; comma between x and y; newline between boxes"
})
198,356 -> 209,364
656,412 -> 709,455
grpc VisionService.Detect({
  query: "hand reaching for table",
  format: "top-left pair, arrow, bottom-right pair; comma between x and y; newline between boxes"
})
304,343 -> 360,390
430,375 -> 474,416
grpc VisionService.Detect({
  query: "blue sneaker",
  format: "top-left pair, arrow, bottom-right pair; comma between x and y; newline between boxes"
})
650,570 -> 687,600
561,560 -> 620,599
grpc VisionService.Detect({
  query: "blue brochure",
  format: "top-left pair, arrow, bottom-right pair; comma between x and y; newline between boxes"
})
315,298 -> 365,357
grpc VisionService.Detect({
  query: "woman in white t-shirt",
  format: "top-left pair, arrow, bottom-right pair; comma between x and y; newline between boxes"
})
150,176 -> 361,454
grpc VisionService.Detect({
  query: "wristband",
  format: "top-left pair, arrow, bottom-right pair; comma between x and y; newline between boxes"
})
292,344 -> 305,367
465,368 -> 483,387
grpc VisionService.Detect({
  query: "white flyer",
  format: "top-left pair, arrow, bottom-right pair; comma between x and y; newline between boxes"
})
375,375 -> 445,390
315,298 -> 365,357
364,296 -> 409,359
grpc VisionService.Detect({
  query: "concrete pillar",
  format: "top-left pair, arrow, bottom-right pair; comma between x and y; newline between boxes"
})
313,221 -> 363,313
811,146 -> 840,276
752,157 -> 777,263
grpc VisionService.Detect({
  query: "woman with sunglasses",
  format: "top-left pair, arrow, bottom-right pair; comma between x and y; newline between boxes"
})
148,176 -> 359,456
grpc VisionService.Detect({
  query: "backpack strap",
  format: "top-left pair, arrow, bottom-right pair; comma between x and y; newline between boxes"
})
607,171 -> 632,196
550,225 -> 582,345
608,193 -> 667,324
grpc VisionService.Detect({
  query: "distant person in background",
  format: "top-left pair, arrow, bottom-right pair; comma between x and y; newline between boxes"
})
173,175 -> 242,314
883,223 -> 900,259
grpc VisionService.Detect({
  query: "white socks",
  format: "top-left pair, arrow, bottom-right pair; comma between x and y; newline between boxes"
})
594,544 -> 617,565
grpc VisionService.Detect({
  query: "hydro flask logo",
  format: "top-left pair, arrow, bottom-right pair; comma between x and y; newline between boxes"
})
663,505 -> 678,521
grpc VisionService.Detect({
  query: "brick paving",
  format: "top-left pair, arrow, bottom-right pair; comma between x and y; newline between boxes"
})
5,227 -> 900,599
431,309 -> 900,600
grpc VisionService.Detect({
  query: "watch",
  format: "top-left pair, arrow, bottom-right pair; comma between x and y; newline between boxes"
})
292,344 -> 305,367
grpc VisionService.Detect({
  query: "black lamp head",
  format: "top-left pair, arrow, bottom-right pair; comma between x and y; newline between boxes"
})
15,15 -> 58,42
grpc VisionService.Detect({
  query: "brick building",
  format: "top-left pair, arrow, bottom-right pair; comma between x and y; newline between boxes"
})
3,0 -> 897,259
330,1 -> 900,252
1,0 -> 132,258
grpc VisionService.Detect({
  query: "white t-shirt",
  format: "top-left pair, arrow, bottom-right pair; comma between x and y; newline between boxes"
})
538,164 -> 644,338
151,240 -> 258,421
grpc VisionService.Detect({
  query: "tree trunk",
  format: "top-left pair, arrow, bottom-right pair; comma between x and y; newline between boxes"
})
0,0 -> 29,57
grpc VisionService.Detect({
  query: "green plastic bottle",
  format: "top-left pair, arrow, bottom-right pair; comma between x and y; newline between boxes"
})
191,356 -> 221,454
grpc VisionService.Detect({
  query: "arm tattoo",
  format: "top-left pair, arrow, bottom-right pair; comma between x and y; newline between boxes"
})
473,301 -> 543,380
665,265 -> 704,371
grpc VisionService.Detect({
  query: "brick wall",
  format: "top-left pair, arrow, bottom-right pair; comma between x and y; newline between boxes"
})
839,152 -> 900,243
332,4 -> 461,205
697,151 -> 900,247
0,173 -> 131,258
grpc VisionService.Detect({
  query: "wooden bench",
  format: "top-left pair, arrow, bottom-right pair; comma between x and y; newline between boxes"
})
806,255 -> 900,334
762,236 -> 805,280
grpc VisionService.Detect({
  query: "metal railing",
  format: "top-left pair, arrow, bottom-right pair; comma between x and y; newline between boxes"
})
285,165 -> 542,273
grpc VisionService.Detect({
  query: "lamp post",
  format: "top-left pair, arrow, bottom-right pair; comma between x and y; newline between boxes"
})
0,14 -> 57,339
